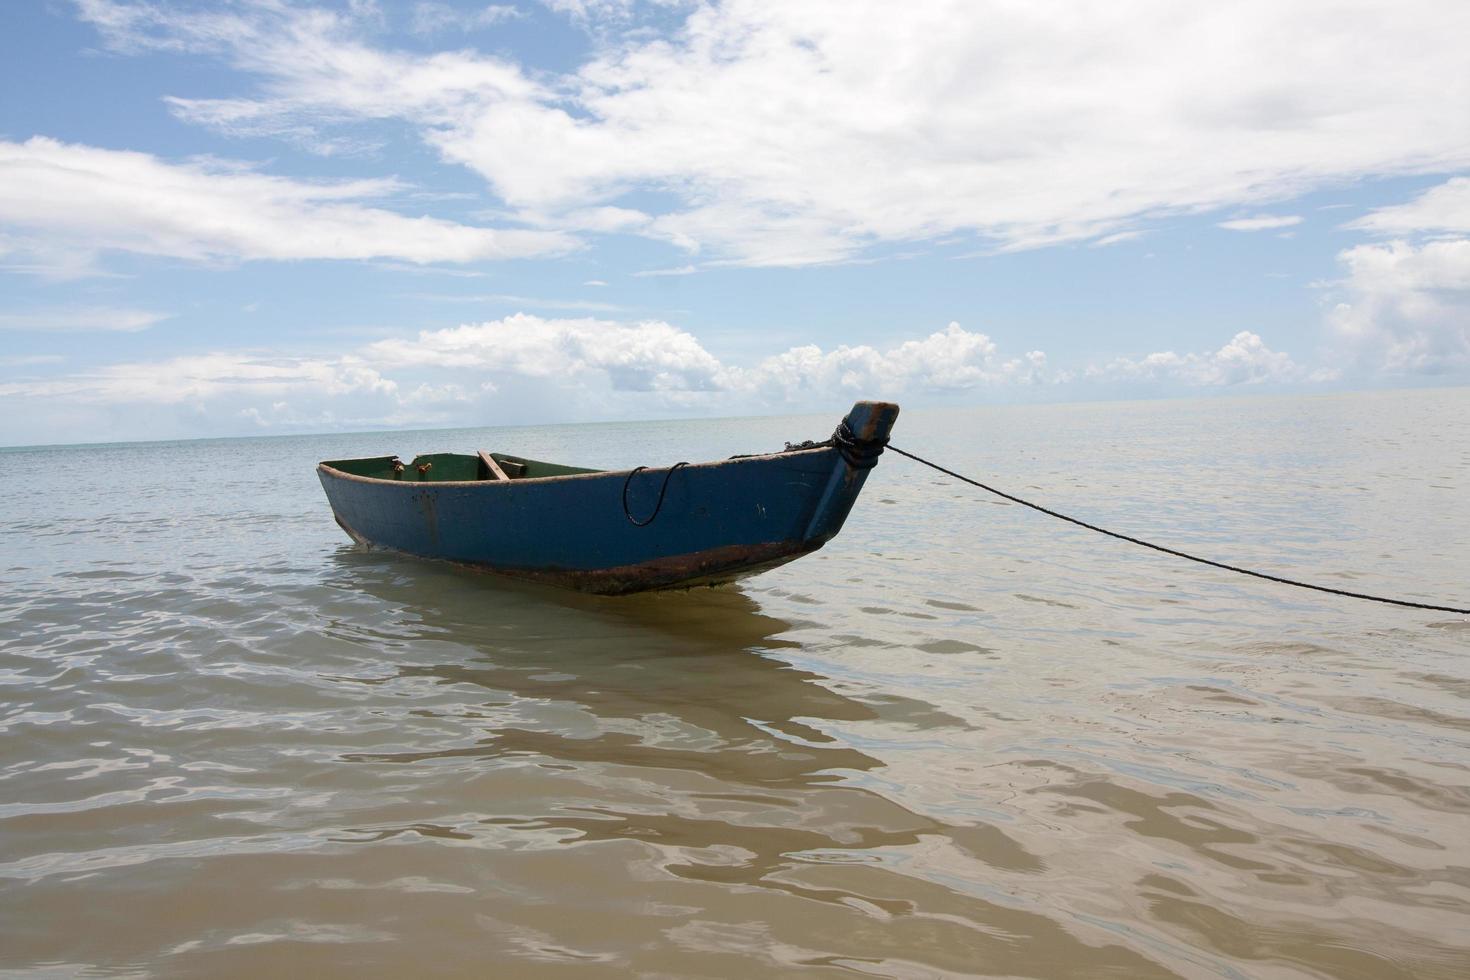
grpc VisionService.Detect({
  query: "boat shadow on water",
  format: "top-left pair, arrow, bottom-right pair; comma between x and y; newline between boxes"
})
320,545 -> 898,785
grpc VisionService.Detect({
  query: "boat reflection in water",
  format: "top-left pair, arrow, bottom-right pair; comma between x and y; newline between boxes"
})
323,548 -> 885,781
305,551 -> 1165,978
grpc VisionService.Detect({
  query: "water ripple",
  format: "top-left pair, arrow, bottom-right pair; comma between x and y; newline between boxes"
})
1,392 -> 1468,976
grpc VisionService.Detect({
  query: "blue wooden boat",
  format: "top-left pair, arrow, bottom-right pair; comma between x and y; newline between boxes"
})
317,401 -> 899,594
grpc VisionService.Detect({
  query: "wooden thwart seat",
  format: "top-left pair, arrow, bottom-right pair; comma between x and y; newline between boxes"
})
478,450 -> 511,482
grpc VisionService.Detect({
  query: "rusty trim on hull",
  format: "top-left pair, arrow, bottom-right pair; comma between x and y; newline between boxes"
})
332,529 -> 819,595
333,513 -> 373,547
498,539 -> 822,594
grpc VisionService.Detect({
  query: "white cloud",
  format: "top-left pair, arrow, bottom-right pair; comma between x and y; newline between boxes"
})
1092,230 -> 1147,247
0,315 -> 1031,431
160,97 -> 385,157
362,316 -> 1052,403
80,0 -> 544,130
409,292 -> 626,312
0,307 -> 171,332
740,324 -> 1047,399
1326,238 -> 1470,374
538,0 -> 629,24
1218,215 -> 1303,232
0,355 -> 65,368
0,137 -> 574,266
631,265 -> 697,277
538,0 -> 690,29
410,3 -> 521,36
1088,331 -> 1305,385
75,0 -> 1470,267
366,313 -> 728,392
0,351 -> 396,404
1346,177 -> 1470,236
553,206 -> 654,234
0,231 -> 118,281
4,310 -> 1340,443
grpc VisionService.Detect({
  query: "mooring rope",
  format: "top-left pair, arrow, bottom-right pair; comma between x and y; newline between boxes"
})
885,444 -> 1470,615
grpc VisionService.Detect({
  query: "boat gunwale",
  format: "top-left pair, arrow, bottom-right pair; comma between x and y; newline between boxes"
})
316,445 -> 835,489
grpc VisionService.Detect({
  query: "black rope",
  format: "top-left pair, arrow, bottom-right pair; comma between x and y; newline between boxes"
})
887,444 -> 1470,615
831,420 -> 888,470
622,462 -> 688,527
785,421 -> 889,470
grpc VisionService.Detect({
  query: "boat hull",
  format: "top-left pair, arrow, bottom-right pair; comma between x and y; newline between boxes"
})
317,402 -> 899,594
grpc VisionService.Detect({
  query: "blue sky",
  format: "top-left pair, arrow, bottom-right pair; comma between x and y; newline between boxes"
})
2,0 -> 1468,446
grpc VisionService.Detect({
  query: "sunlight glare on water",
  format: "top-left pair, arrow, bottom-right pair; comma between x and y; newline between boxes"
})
2,388 -> 1468,977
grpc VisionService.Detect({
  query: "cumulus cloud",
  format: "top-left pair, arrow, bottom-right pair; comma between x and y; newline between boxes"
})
741,324 -> 1046,399
363,316 -> 1051,401
74,0 -> 1470,266
4,316 -> 1042,441
1326,238 -> 1470,374
2,311 -> 1342,443
0,137 -> 573,266
1088,331 -> 1306,386
366,313 -> 728,392
1318,179 -> 1470,376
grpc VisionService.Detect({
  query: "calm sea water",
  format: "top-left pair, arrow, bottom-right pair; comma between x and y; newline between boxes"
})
2,389 -> 1468,978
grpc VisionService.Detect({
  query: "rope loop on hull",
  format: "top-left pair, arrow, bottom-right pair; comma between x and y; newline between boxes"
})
622,462 -> 689,527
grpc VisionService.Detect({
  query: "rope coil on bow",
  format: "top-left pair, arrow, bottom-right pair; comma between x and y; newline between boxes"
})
785,421 -> 889,470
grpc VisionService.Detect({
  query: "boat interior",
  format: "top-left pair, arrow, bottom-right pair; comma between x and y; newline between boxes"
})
322,452 -> 602,482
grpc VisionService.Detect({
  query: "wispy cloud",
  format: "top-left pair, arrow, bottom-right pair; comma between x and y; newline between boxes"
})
1217,215 -> 1303,232
0,351 -> 396,404
407,293 -> 627,312
74,0 -> 1470,267
409,3 -> 522,37
1091,230 -> 1147,247
0,137 -> 574,268
0,306 -> 171,332
1345,177 -> 1470,236
0,354 -> 65,368
632,265 -> 698,278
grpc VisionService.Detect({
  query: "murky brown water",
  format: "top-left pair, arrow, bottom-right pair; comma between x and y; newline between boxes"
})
3,389 -> 1468,978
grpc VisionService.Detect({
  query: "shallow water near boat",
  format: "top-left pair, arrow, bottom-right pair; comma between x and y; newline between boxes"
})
3,388 -> 1468,978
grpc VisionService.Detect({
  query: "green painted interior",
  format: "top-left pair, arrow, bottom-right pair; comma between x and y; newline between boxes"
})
321,452 -> 602,482
321,455 -> 401,479
407,452 -> 481,481
491,453 -> 601,479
